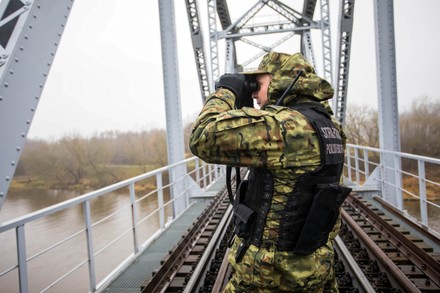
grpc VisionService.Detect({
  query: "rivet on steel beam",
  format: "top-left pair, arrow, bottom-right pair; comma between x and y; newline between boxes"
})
4,83 -> 8,87
29,25 -> 33,29
31,108 -> 34,112
0,192 -> 4,197
9,70 -> 13,74
5,176 -> 10,181
24,35 -> 28,39
0,96 -> 3,101
26,120 -> 30,125
21,133 -> 26,137
16,147 -> 21,151
14,58 -> 19,62
19,46 -> 23,51
11,161 -> 15,166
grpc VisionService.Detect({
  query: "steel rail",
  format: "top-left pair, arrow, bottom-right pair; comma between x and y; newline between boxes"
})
183,204 -> 233,292
333,236 -> 376,292
373,195 -> 440,245
341,208 -> 420,292
347,195 -> 440,288
140,188 -> 228,292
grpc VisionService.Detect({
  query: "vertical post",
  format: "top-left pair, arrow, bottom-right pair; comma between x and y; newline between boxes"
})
225,38 -> 236,72
195,159 -> 200,187
156,173 -> 165,229
83,201 -> 96,292
373,0 -> 401,206
364,149 -> 370,178
185,168 -> 190,208
16,225 -> 29,293
418,160 -> 428,226
347,147 -> 352,181
393,155 -> 403,210
354,148 -> 360,184
129,183 -> 139,254
379,152 -> 386,199
158,0 -> 187,216
202,162 -> 207,190
214,165 -> 219,181
208,164 -> 213,184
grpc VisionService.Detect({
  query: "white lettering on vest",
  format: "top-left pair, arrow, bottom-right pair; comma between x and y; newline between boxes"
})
326,143 -> 344,154
320,127 -> 342,139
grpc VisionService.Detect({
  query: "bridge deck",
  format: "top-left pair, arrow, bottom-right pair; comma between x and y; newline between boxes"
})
103,177 -> 226,293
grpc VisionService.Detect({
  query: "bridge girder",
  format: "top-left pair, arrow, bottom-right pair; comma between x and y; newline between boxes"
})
186,0 -> 336,101
0,0 -> 74,209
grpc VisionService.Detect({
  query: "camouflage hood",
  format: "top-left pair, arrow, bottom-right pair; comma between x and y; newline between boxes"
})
246,52 -> 334,106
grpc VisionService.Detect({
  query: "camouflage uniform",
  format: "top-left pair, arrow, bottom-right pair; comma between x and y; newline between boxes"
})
189,52 -> 345,292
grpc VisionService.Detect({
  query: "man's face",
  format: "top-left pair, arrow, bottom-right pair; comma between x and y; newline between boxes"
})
252,74 -> 272,108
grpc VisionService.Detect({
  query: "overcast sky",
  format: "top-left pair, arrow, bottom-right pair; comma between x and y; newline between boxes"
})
26,0 -> 440,140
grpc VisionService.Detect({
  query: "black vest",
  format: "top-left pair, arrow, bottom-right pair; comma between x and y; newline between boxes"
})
232,102 -> 350,257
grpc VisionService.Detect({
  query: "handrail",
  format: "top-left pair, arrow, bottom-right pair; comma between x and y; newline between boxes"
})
0,157 -> 225,293
346,144 -> 440,164
344,144 -> 440,231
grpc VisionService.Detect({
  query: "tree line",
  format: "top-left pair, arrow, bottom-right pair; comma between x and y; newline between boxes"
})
13,99 -> 439,190
344,98 -> 440,158
15,129 -> 175,189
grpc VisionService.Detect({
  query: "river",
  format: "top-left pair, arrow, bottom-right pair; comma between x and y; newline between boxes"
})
0,189 -> 439,293
0,188 -> 172,293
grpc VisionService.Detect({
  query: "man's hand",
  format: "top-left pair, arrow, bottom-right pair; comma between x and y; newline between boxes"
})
215,74 -> 245,99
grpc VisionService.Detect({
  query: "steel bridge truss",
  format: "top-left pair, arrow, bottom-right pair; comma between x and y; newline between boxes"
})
185,0 -> 342,102
0,0 -> 73,209
0,0 -> 404,209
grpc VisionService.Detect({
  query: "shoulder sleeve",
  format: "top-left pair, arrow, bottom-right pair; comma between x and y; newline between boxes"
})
189,101 -> 319,168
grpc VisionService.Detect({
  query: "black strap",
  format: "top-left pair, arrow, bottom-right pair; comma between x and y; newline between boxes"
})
226,166 -> 241,204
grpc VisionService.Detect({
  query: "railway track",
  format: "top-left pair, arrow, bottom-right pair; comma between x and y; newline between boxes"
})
140,183 -> 234,293
339,194 -> 440,292
141,189 -> 440,293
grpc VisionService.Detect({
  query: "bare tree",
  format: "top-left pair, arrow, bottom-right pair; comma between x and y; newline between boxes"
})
344,104 -> 379,147
400,98 -> 440,158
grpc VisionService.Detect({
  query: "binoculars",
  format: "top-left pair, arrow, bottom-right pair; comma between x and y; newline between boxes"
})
237,75 -> 258,109
214,74 -> 258,109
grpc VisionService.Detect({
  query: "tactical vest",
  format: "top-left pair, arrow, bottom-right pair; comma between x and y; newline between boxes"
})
232,102 -> 351,260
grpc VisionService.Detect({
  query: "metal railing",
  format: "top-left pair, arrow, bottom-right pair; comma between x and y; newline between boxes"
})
345,144 -> 440,230
0,157 -> 224,293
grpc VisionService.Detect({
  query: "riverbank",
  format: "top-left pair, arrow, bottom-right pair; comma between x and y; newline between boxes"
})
10,164 -> 162,193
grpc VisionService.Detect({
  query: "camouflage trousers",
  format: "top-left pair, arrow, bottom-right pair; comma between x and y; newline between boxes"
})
222,237 -> 338,293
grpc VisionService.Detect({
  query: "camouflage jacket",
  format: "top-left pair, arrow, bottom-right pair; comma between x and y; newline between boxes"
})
189,53 -> 346,245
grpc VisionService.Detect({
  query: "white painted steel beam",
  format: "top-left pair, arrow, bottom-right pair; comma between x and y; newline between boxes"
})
0,0 -> 74,209
158,0 -> 187,215
373,0 -> 402,208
